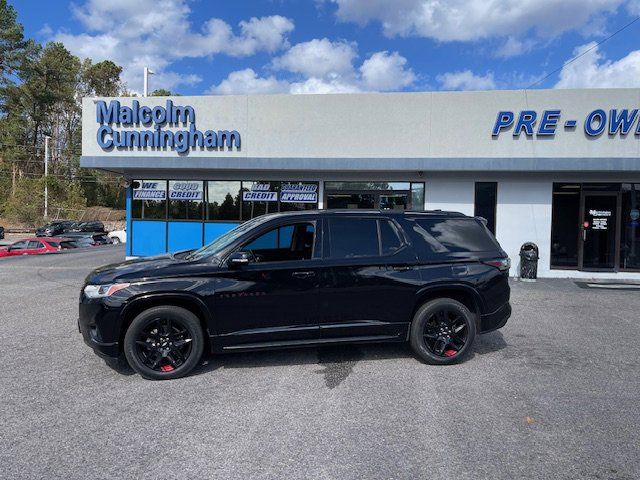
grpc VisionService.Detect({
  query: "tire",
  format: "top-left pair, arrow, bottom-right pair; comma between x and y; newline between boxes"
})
111,237 -> 121,244
409,298 -> 477,365
124,305 -> 205,380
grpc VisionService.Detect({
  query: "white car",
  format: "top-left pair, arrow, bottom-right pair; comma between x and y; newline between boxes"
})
108,229 -> 126,244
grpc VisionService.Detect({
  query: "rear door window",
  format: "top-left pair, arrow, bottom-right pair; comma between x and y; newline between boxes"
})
27,241 -> 44,249
379,220 -> 403,256
327,218 -> 379,259
414,218 -> 499,253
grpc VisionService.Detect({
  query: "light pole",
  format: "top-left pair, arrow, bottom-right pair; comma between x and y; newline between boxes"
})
143,67 -> 154,97
44,135 -> 50,219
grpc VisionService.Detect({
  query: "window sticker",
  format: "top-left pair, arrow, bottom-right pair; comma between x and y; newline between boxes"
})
133,180 -> 166,200
243,182 -> 278,202
169,181 -> 203,201
281,183 -> 318,203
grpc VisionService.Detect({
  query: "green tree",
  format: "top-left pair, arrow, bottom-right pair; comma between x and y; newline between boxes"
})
151,88 -> 179,96
85,60 -> 123,97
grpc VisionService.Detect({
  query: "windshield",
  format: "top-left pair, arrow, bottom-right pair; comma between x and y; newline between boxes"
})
186,217 -> 266,260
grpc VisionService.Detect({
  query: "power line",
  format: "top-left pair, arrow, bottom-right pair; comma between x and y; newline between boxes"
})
526,15 -> 640,89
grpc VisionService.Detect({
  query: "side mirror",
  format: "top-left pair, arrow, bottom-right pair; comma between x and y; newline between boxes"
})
227,251 -> 252,268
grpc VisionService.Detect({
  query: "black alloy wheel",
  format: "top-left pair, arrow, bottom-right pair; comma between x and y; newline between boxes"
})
136,318 -> 193,371
409,298 -> 477,365
124,305 -> 204,380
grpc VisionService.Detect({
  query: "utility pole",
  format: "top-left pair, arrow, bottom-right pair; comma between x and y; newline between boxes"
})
143,67 -> 154,97
44,135 -> 50,219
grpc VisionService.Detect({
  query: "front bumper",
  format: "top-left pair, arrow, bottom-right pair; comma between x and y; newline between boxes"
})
479,302 -> 511,334
78,299 -> 123,359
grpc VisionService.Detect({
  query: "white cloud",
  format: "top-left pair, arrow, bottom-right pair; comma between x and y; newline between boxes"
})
495,36 -> 536,59
555,42 -> 640,88
326,0 -> 626,41
207,69 -> 290,95
209,46 -> 416,95
627,0 -> 640,14
52,0 -> 294,93
437,70 -> 496,90
289,77 -> 362,94
272,38 -> 357,79
360,51 -> 416,90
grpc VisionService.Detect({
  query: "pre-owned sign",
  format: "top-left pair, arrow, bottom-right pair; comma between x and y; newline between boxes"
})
492,109 -> 640,137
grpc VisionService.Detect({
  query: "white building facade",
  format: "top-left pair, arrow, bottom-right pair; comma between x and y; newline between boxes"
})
81,88 -> 640,278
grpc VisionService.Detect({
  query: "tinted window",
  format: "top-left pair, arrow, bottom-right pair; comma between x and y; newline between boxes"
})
242,223 -> 314,262
328,218 -> 379,258
414,218 -> 499,253
380,220 -> 403,255
551,183 -> 580,268
28,241 -> 43,249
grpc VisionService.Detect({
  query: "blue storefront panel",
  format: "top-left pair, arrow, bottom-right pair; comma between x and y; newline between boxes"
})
204,222 -> 239,243
168,222 -> 204,252
131,221 -> 167,256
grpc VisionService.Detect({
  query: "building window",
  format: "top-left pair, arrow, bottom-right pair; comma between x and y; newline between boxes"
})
279,182 -> 319,212
324,181 -> 425,210
132,180 -> 167,220
241,181 -> 280,220
474,182 -> 497,234
621,183 -> 640,270
207,181 -> 242,221
550,183 -> 580,268
168,181 -> 203,220
410,183 -> 425,211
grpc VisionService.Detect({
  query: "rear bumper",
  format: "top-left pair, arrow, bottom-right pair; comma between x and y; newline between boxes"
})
479,302 -> 511,334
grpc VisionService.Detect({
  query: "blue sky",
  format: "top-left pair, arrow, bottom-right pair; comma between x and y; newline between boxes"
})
11,0 -> 640,95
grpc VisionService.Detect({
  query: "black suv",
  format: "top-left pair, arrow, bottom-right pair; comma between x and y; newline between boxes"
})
79,210 -> 511,379
36,220 -> 76,237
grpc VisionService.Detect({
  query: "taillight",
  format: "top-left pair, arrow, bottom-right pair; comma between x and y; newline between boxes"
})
483,258 -> 511,271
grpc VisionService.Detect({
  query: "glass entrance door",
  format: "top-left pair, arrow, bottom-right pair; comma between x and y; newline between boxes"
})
580,193 -> 619,270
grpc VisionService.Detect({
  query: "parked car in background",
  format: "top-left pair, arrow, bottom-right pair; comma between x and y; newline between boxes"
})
35,220 -> 76,237
70,220 -> 106,233
108,228 -> 126,244
79,209 -> 511,380
64,233 -> 113,247
0,237 -> 76,257
0,225 -> 4,240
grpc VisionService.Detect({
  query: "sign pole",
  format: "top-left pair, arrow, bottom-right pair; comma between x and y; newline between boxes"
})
44,135 -> 50,219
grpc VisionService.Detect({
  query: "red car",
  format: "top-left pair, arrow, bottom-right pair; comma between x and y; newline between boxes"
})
0,237 -> 76,258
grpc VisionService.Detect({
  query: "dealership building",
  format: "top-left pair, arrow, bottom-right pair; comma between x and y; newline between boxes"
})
80,88 -> 640,278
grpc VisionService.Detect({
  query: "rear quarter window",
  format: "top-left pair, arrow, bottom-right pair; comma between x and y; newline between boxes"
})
413,218 -> 499,253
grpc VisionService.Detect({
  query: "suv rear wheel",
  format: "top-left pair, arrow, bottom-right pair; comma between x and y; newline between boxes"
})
124,305 -> 205,380
409,298 -> 476,365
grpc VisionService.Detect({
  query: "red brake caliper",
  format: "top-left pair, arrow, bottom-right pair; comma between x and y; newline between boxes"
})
444,349 -> 457,357
160,364 -> 174,372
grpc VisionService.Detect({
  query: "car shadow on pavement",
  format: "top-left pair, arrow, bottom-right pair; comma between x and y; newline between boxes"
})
100,332 -> 509,380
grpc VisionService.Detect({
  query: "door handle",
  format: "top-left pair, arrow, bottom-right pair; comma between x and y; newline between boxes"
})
292,271 -> 315,278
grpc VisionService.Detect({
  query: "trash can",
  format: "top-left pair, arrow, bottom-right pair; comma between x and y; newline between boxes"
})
519,242 -> 539,282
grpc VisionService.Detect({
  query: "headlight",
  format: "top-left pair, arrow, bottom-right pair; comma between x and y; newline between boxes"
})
83,283 -> 131,298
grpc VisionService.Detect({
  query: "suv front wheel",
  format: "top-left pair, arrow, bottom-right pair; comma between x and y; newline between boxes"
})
123,305 -> 205,380
410,298 -> 477,365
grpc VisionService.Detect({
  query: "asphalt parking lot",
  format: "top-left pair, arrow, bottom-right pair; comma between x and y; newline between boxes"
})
1,247 -> 639,480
